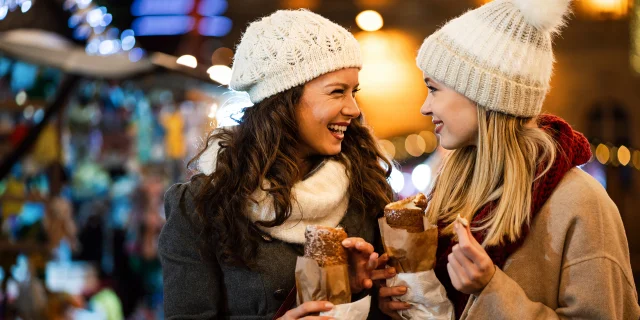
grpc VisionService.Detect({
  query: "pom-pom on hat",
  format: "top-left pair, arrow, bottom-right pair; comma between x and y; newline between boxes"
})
417,0 -> 572,117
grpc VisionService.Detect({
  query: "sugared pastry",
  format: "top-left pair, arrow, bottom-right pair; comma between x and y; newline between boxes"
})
304,225 -> 348,267
384,194 -> 427,233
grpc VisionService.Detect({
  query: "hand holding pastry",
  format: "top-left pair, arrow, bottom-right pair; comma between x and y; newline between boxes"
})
278,301 -> 336,320
374,254 -> 411,318
447,215 -> 496,295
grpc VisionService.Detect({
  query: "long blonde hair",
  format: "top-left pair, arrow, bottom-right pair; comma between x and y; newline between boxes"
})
426,107 -> 557,246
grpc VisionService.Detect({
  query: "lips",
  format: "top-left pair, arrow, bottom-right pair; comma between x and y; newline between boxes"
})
433,120 -> 444,134
328,122 -> 349,140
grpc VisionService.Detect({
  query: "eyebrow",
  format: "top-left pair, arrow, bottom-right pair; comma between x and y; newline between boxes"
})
325,82 -> 360,89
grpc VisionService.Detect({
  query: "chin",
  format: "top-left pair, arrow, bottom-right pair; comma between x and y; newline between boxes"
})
439,136 -> 463,150
319,144 -> 342,156
325,147 -> 342,156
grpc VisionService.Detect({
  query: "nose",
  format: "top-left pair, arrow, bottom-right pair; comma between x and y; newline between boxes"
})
420,96 -> 432,116
342,96 -> 361,119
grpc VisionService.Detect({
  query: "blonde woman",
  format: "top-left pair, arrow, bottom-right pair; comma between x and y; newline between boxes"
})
378,0 -> 640,318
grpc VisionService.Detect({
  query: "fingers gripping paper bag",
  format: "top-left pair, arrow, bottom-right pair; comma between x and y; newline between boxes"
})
380,194 -> 454,319
295,225 -> 370,320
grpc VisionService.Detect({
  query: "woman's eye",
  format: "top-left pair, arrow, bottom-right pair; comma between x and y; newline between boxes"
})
352,88 -> 361,97
331,89 -> 345,95
427,85 -> 438,94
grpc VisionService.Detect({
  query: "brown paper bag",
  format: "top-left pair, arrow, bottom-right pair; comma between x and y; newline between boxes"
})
295,256 -> 351,305
378,216 -> 438,273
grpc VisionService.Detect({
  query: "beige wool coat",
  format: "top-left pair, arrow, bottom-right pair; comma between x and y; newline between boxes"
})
460,168 -> 640,319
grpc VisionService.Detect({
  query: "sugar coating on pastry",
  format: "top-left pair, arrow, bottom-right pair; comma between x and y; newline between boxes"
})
304,225 -> 348,267
384,194 -> 427,233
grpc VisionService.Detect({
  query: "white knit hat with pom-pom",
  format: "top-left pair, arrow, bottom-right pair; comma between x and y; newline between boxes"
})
417,0 -> 572,117
230,9 -> 362,104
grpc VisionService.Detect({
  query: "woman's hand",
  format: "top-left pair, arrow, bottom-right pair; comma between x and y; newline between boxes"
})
374,254 -> 411,319
447,219 -> 496,295
341,237 -> 379,293
277,301 -> 335,320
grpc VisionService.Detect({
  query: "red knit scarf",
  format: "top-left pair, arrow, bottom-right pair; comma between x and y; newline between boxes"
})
432,114 -> 592,318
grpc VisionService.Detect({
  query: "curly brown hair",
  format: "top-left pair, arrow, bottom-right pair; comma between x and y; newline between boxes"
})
188,85 -> 393,268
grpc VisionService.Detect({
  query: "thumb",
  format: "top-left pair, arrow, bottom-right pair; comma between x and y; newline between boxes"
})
454,214 -> 472,245
455,214 -> 483,261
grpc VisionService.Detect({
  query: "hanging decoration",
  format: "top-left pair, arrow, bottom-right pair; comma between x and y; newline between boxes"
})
63,0 -> 146,62
0,0 -> 35,21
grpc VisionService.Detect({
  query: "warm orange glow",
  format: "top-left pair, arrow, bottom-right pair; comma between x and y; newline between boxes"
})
355,0 -> 393,7
280,0 -> 320,10
356,30 -> 430,139
419,130 -> 438,153
576,0 -> 631,19
378,139 -> 396,159
596,144 -> 610,164
632,150 -> 640,169
405,134 -> 426,157
356,10 -> 384,32
618,145 -> 631,166
632,2 -> 640,74
481,0 -> 630,19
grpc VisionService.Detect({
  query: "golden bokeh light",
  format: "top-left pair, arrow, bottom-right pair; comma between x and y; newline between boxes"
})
419,130 -> 438,153
618,145 -> 631,166
632,150 -> 640,169
378,139 -> 396,159
405,134 -> 426,157
595,144 -> 610,164
356,10 -> 384,32
211,47 -> 234,66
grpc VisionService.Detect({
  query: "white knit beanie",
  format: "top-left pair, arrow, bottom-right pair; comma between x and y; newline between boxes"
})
230,9 -> 362,104
417,0 -> 572,117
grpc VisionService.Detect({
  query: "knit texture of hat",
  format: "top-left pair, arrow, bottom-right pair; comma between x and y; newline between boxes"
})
230,9 -> 362,104
417,0 -> 572,117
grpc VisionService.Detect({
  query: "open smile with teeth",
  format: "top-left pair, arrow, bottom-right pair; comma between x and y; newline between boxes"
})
328,124 -> 347,139
328,125 -> 347,133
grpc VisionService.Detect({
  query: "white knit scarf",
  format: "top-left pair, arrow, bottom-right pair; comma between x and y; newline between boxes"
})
247,160 -> 349,244
198,139 -> 350,244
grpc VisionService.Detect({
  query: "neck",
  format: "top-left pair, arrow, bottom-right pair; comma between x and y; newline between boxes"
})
297,155 -> 322,180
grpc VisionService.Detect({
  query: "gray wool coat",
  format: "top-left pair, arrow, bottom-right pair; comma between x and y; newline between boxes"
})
159,174 -> 386,319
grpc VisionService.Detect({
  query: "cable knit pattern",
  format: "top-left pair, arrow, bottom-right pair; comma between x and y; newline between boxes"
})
417,0 -> 571,117
230,9 -> 362,104
246,160 -> 350,244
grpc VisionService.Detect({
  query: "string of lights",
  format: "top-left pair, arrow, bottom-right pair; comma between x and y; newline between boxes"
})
0,0 -> 34,20
63,0 -> 145,62
592,142 -> 640,169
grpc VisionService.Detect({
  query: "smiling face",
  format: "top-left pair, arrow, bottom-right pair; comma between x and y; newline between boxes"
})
296,68 -> 362,157
420,74 -> 479,150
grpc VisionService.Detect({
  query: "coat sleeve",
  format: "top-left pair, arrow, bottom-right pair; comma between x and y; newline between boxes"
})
465,258 -> 639,319
159,182 -> 223,319
463,174 -> 640,320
